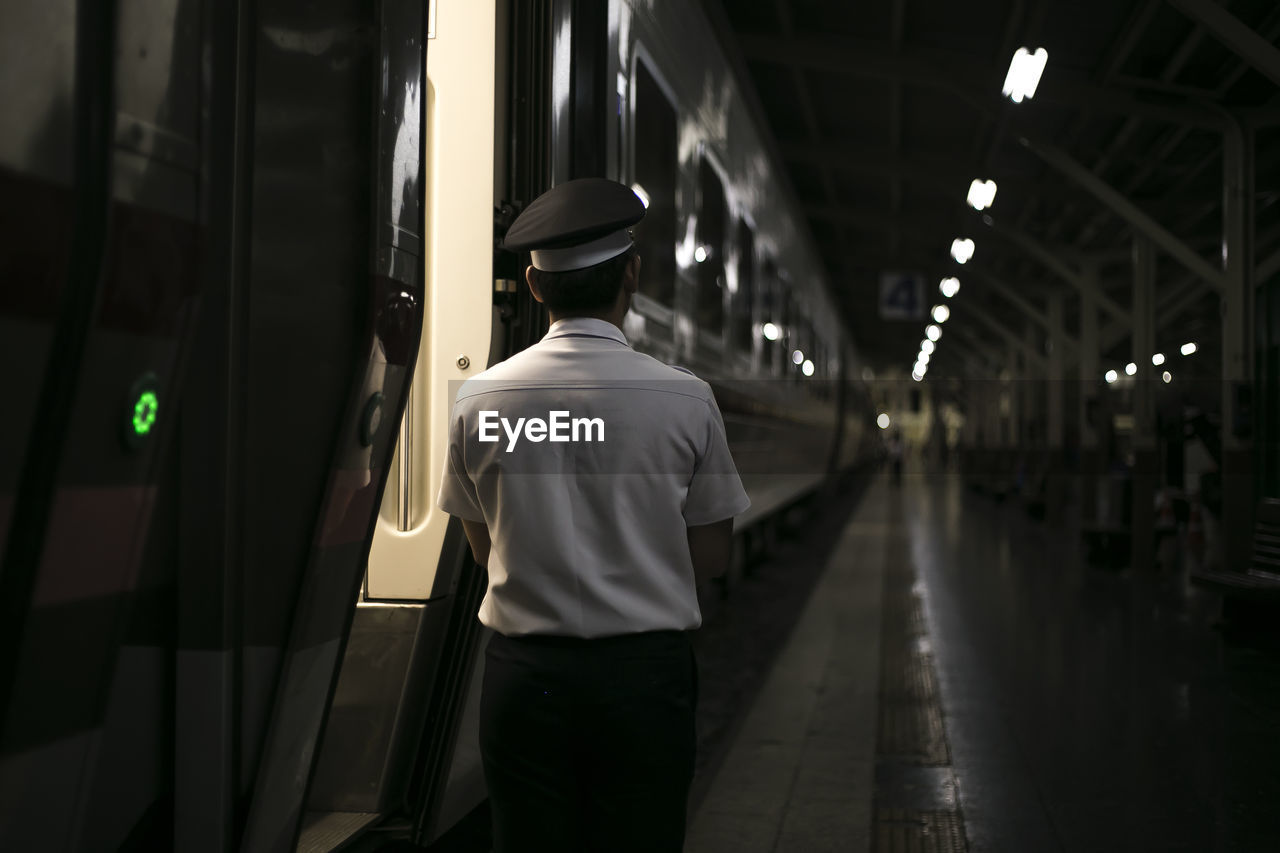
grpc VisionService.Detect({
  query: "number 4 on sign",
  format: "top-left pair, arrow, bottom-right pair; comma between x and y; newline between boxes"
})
879,272 -> 924,320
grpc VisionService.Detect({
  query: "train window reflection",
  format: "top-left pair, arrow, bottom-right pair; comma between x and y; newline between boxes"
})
696,157 -> 727,334
632,59 -> 677,307
734,220 -> 755,353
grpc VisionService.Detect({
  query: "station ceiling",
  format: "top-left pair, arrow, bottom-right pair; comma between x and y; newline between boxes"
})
702,0 -> 1280,379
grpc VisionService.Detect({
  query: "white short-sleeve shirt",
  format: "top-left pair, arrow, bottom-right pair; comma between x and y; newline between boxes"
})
437,317 -> 750,638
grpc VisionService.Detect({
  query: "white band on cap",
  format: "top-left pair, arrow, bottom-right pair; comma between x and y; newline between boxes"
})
529,228 -> 633,272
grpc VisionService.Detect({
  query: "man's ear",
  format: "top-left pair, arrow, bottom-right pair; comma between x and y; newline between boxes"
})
525,265 -> 545,303
622,253 -> 641,294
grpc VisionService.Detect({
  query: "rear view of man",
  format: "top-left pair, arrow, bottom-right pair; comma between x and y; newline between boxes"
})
437,178 -> 749,852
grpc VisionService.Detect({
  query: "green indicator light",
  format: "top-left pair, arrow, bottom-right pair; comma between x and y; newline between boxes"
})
132,390 -> 159,436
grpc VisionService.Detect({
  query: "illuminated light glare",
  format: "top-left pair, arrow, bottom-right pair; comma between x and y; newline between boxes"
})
940,276 -> 961,298
1163,371 -> 1172,383
931,304 -> 951,323
1125,362 -> 1137,376
967,179 -> 998,211
1002,47 -> 1048,103
1152,352 -> 1165,366
950,238 -> 975,264
629,183 -> 650,209
920,339 -> 936,355
1104,369 -> 1118,384
802,359 -> 815,377
911,370 -> 924,382
133,390 -> 159,435
925,324 -> 942,341
763,322 -> 779,341
877,413 -> 891,430
792,349 -> 805,365
917,351 -> 931,366
1181,342 -> 1197,356
693,245 -> 709,264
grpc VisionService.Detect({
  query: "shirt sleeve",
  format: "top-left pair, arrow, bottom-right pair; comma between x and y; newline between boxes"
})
436,406 -> 485,522
682,393 -> 751,526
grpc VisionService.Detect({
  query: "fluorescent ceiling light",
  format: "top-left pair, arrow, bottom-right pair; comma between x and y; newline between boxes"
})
1125,362 -> 1137,376
932,304 -> 950,323
763,322 -> 779,341
950,238 -> 975,264
1152,352 -> 1165,366
940,277 -> 961,298
925,324 -> 942,341
1105,369 -> 1118,384
967,179 -> 997,211
1002,47 -> 1048,103
1181,342 -> 1197,356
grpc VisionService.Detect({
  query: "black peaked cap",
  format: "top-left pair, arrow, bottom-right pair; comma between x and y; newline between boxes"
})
503,178 -> 645,252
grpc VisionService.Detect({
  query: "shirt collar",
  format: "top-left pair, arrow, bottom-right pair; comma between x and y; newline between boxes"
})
543,317 -> 629,346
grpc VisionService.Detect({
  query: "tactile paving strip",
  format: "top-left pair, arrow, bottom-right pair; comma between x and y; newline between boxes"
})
874,809 -> 968,853
874,517 -> 968,851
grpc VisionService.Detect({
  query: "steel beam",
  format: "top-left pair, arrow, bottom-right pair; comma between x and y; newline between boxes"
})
736,33 -> 1225,129
958,309 -> 1046,370
1221,116 -> 1255,572
1131,235 -> 1158,573
1047,290 -> 1065,449
968,269 -> 1081,353
1168,0 -> 1280,88
1020,136 -> 1227,293
984,217 -> 1132,323
1078,278 -> 1099,450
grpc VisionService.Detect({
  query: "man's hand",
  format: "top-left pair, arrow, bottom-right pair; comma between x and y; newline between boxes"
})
461,518 -> 492,567
687,518 -> 734,586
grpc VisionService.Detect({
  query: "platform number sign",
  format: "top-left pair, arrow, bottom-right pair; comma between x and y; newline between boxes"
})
879,271 -> 924,320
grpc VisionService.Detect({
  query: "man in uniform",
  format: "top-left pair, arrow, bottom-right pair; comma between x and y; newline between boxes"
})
436,178 -> 749,852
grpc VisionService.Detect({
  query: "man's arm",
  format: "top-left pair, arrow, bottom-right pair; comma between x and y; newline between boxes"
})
687,518 -> 734,586
461,518 -> 492,567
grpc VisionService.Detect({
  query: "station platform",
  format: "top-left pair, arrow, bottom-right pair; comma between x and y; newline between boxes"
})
686,471 -> 1280,852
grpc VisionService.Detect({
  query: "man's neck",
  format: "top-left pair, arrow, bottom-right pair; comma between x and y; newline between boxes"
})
548,310 -> 626,332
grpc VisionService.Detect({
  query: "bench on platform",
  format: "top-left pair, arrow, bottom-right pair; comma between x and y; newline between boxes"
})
1192,499 -> 1280,622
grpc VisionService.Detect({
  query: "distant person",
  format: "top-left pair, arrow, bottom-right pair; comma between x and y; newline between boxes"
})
888,430 -> 904,484
437,179 -> 750,852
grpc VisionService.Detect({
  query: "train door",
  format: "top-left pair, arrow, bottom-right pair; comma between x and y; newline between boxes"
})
0,0 -> 228,847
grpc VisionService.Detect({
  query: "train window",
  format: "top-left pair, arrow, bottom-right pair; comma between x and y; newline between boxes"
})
733,220 -> 755,352
632,59 -> 678,307
696,157 -> 727,334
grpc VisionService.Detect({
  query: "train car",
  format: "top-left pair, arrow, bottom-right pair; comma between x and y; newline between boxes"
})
0,0 -> 875,850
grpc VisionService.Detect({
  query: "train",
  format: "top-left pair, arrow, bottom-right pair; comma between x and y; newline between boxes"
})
0,1 -> 877,850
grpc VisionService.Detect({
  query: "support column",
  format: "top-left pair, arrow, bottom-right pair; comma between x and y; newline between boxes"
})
1132,236 -> 1158,572
1078,274 -> 1101,521
1005,343 -> 1019,448
1026,320 -> 1043,446
1222,119 -> 1255,572
1047,290 -> 1066,519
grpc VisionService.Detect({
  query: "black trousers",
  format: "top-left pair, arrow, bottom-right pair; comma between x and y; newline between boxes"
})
480,630 -> 697,853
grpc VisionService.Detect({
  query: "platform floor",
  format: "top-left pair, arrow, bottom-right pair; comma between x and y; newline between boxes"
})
688,471 -> 1280,852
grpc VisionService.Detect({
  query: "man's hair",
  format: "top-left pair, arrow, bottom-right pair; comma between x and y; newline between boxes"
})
528,248 -> 635,315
